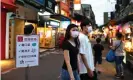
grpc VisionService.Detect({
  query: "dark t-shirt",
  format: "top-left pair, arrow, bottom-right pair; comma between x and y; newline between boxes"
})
62,41 -> 79,70
93,43 -> 104,57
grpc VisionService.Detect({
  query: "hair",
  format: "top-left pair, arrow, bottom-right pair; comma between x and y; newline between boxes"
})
80,19 -> 92,30
116,32 -> 123,39
63,24 -> 80,48
24,24 -> 34,35
96,38 -> 101,43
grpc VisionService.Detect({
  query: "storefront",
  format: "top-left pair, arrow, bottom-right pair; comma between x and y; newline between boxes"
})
59,20 -> 71,34
1,0 -> 16,60
37,0 -> 58,48
123,23 -> 133,52
4,0 -> 39,59
37,19 -> 60,48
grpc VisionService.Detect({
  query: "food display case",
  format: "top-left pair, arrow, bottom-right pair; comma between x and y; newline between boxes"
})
123,23 -> 133,70
123,24 -> 133,53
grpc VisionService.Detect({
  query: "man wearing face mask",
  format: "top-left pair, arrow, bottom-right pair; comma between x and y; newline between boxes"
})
78,20 -> 98,80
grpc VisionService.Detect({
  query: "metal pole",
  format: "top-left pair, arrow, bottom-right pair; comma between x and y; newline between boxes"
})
25,65 -> 29,80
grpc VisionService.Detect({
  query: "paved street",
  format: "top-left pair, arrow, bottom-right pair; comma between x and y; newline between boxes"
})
1,40 -> 133,80
1,53 -> 64,80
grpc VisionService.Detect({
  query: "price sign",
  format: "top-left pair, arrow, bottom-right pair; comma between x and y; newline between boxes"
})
16,35 -> 39,68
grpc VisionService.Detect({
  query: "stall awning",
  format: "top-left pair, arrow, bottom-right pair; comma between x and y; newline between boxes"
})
50,14 -> 71,21
73,13 -> 91,22
114,14 -> 133,25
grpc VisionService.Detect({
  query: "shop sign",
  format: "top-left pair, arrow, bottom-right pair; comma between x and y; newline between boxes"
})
16,35 -> 39,68
60,21 -> 70,28
50,21 -> 60,27
45,0 -> 55,13
74,0 -> 81,4
23,0 -> 45,8
60,1 -> 69,12
46,21 -> 60,27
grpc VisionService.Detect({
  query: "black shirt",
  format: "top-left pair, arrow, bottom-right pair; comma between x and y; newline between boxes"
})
93,43 -> 104,57
62,41 -> 79,70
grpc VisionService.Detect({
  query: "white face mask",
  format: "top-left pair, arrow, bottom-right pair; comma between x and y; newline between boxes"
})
87,26 -> 93,33
71,31 -> 79,38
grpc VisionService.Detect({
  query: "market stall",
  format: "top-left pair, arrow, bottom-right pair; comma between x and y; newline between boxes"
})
123,23 -> 133,53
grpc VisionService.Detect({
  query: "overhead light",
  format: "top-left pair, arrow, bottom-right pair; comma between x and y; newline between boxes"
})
38,12 -> 51,15
74,4 -> 81,10
40,9 -> 42,12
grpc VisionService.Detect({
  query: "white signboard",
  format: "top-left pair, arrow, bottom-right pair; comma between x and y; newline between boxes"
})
16,35 -> 39,68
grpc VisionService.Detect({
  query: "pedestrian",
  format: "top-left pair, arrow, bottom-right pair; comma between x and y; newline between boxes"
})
24,24 -> 35,35
61,24 -> 80,80
93,38 -> 104,74
78,20 -> 98,80
110,32 -> 124,79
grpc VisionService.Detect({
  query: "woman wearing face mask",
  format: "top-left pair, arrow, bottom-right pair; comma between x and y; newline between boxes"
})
61,24 -> 80,80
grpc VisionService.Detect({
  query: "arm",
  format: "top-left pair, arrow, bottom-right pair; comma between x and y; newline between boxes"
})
77,54 -> 80,73
110,41 -> 116,50
80,54 -> 93,77
63,50 -> 74,79
80,54 -> 91,72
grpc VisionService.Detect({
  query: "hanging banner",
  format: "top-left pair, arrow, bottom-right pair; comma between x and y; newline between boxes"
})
45,0 -> 55,13
16,35 -> 39,68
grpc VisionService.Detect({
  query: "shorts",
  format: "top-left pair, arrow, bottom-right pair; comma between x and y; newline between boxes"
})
94,57 -> 102,65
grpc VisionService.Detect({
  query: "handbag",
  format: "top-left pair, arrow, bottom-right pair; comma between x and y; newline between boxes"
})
106,41 -> 122,62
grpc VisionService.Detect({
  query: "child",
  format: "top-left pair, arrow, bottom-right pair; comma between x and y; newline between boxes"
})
93,38 -> 104,73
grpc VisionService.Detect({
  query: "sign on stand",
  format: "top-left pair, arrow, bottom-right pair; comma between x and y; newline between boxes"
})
16,35 -> 39,68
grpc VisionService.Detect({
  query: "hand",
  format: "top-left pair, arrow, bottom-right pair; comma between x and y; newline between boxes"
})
70,76 -> 75,80
87,69 -> 94,78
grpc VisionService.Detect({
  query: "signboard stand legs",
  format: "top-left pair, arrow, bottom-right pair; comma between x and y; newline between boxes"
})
25,65 -> 29,80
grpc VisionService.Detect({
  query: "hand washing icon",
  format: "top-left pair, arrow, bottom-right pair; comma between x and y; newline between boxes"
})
32,43 -> 36,46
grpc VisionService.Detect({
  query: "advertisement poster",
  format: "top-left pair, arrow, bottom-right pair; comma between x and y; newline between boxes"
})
16,35 -> 39,68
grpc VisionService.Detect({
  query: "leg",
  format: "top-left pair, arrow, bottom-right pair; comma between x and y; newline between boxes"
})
80,72 -> 98,80
115,56 -> 121,76
97,57 -> 102,73
119,56 -> 124,76
73,70 -> 80,80
61,69 -> 70,80
115,56 -> 124,78
80,73 -> 90,80
94,58 -> 97,67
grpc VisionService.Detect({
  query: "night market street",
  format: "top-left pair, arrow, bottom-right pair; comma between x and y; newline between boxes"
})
1,0 -> 133,80
1,40 -> 133,80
